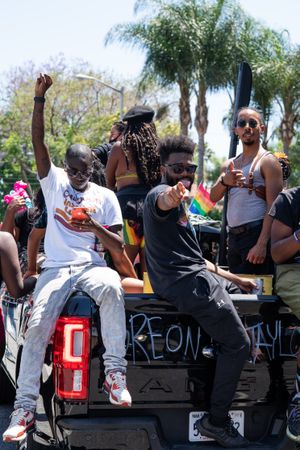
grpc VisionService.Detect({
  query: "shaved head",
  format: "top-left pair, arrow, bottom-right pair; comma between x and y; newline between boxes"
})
65,144 -> 93,164
64,144 -> 94,191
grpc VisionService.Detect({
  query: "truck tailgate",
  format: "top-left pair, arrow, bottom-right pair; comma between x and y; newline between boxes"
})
85,293 -> 298,448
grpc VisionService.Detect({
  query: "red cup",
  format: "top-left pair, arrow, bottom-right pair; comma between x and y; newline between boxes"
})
71,207 -> 88,221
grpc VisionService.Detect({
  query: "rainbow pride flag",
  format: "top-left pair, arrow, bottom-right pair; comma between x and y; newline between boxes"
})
189,183 -> 216,216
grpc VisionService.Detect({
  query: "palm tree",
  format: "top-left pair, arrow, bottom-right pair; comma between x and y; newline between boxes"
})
222,17 -> 300,153
175,0 -> 243,180
274,45 -> 300,154
246,31 -> 300,153
106,0 -> 251,182
105,0 -> 194,135
108,0 -> 297,181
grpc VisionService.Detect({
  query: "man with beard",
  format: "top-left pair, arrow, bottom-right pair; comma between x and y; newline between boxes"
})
210,107 -> 282,274
143,135 -> 251,448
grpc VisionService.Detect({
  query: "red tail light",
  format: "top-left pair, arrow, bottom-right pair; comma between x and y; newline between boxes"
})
53,317 -> 90,400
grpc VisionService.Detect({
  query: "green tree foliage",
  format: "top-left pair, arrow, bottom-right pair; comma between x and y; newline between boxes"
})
287,134 -> 300,187
107,0 -> 299,183
246,32 -> 300,151
204,148 -> 226,186
0,63 -> 118,218
106,0 -> 194,136
220,14 -> 300,153
107,0 -> 242,182
176,0 -> 241,182
0,56 -> 178,219
273,45 -> 300,153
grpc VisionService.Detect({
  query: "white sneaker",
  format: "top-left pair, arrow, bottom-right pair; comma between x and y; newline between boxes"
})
103,371 -> 132,407
3,408 -> 34,442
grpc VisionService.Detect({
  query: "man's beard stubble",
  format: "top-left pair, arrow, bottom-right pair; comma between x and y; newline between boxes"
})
165,172 -> 177,186
243,139 -> 255,146
165,172 -> 194,189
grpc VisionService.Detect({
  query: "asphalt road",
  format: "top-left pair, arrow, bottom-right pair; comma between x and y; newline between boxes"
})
0,403 -> 14,450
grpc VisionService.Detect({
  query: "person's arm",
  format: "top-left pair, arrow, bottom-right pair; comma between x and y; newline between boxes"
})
246,156 -> 283,264
210,159 -> 245,202
69,212 -> 125,254
70,211 -> 136,276
271,219 -> 300,264
94,222 -> 125,254
204,259 -> 256,293
1,197 -> 25,241
105,143 -> 119,190
0,232 -> 36,298
109,247 -> 138,279
32,74 -> 53,179
121,277 -> 143,294
23,227 -> 46,279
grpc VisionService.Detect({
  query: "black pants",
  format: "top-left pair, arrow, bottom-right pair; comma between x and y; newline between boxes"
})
168,270 -> 250,422
228,223 -> 274,275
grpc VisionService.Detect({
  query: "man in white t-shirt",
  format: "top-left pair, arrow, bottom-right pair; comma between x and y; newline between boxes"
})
3,74 -> 131,443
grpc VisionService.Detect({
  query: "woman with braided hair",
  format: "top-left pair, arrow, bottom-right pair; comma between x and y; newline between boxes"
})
106,106 -> 160,277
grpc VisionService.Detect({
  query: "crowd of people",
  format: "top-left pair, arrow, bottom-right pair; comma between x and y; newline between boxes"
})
0,73 -> 299,448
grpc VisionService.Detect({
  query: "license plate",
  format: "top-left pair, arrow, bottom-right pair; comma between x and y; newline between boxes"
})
189,410 -> 244,442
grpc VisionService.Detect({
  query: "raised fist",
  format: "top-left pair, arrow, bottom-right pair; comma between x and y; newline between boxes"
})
35,73 -> 53,97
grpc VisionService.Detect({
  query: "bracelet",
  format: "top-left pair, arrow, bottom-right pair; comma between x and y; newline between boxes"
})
294,230 -> 300,244
34,96 -> 45,103
220,175 -> 229,187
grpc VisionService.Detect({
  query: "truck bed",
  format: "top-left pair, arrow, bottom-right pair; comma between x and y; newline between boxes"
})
1,290 -> 299,449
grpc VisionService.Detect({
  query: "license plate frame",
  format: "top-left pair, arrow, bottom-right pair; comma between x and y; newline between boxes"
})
189,410 -> 244,442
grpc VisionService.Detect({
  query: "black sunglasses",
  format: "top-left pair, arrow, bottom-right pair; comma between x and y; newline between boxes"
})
237,119 -> 259,129
164,163 -> 197,175
65,164 -> 93,178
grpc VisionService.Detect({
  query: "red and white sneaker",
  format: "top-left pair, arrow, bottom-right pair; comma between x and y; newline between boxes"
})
103,371 -> 132,407
2,408 -> 34,442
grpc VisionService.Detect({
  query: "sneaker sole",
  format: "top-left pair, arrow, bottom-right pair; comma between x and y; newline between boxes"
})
196,422 -> 226,444
109,396 -> 131,407
286,427 -> 300,443
3,421 -> 34,442
196,422 -> 248,449
103,384 -> 132,408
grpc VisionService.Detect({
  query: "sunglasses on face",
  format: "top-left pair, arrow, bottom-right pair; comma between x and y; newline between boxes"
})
237,119 -> 259,129
164,163 -> 198,174
65,164 -> 93,178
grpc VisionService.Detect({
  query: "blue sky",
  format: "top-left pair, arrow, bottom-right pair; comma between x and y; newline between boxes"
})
0,0 -> 299,157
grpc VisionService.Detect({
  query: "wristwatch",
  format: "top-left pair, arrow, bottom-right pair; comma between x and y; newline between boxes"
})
220,174 -> 228,187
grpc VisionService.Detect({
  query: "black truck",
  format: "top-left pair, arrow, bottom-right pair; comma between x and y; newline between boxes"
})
0,280 -> 299,450
0,219 -> 298,450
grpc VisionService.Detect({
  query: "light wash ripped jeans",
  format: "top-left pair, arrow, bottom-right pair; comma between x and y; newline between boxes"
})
15,263 -> 126,412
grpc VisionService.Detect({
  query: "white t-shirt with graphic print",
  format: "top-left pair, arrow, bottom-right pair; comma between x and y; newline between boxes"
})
40,164 -> 122,268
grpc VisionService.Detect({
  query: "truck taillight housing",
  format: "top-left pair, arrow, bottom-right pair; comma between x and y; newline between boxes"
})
53,317 -> 90,400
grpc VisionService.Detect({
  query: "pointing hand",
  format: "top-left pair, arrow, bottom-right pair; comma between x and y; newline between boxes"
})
177,181 -> 190,200
160,181 -> 190,210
